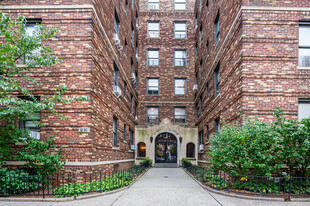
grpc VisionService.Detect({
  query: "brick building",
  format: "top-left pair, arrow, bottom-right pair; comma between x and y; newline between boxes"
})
1,0 -> 310,171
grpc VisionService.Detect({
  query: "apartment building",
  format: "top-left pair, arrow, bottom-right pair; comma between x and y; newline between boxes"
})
1,0 -> 310,171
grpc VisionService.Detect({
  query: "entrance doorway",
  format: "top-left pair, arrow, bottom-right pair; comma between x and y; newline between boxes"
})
155,133 -> 177,163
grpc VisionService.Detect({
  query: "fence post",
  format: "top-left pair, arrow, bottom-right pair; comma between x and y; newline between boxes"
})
42,175 -> 45,199
288,177 -> 292,201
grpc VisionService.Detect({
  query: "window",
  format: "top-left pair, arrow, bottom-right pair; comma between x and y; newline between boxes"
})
136,41 -> 138,57
131,59 -> 134,73
131,24 -> 134,45
148,0 -> 159,9
195,103 -> 199,119
200,95 -> 203,116
114,12 -> 120,39
206,41 -> 209,57
113,116 -> 118,147
113,63 -> 119,87
206,83 -> 209,99
147,49 -> 159,66
174,107 -> 186,123
19,112 -> 41,140
147,78 -> 159,95
147,21 -> 160,38
215,12 -> 220,46
174,78 -> 187,95
132,0 -> 135,10
124,82 -> 127,98
130,94 -> 133,114
195,44 -> 198,59
186,143 -> 195,158
174,21 -> 187,38
299,23 -> 310,67
135,101 -> 138,117
206,125 -> 209,141
206,0 -> 209,15
137,142 -> 146,157
214,64 -> 220,97
124,40 -> 127,56
200,61 -> 203,81
124,124 -> 127,141
21,19 -> 42,64
200,0 -> 202,10
199,130 -> 203,145
147,107 -> 159,123
174,0 -> 186,10
125,0 -> 128,15
298,99 -> 310,121
174,49 -> 187,66
129,129 -> 134,148
215,118 -> 220,134
135,72 -> 138,89
200,25 -> 203,45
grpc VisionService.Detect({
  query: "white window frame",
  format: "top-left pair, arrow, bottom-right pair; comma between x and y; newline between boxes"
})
299,23 -> 310,67
174,0 -> 186,10
148,0 -> 160,10
174,21 -> 187,39
174,49 -> 187,66
147,21 -> 160,38
147,49 -> 160,66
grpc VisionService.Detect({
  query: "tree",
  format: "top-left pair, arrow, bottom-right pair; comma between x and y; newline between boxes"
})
0,13 -> 88,175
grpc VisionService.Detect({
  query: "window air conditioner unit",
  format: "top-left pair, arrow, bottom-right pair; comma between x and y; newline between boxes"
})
30,131 -> 40,140
135,116 -> 138,122
113,34 -> 123,51
193,84 -> 198,92
130,72 -> 136,82
199,144 -> 204,152
135,54 -> 139,61
113,86 -> 122,98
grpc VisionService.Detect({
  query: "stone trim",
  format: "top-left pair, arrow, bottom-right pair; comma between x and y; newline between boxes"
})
0,4 -> 138,102
4,159 -> 135,166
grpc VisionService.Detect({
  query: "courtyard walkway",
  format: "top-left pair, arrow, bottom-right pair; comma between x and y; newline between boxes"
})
0,168 -> 308,206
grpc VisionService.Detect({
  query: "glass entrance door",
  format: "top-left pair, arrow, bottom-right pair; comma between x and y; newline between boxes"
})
155,133 -> 177,163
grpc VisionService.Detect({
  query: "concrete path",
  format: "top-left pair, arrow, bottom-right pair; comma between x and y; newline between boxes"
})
0,168 -> 309,206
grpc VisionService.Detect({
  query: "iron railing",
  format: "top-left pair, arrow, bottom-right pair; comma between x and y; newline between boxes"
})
184,164 -> 310,200
0,164 -> 148,198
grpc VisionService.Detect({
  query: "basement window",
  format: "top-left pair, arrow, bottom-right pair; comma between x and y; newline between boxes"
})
298,99 -> 310,121
148,0 -> 160,10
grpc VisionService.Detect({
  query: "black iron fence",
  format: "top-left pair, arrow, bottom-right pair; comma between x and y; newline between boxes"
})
184,164 -> 310,200
0,164 -> 148,198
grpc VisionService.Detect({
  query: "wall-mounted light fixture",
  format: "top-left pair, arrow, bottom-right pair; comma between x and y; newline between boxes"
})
150,136 -> 153,143
179,136 -> 182,144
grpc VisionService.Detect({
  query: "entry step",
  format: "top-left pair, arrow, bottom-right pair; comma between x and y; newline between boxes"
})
153,163 -> 179,168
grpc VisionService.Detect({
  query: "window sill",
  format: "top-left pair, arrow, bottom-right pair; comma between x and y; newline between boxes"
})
174,66 -> 187,68
173,122 -> 187,125
112,147 -> 120,151
174,37 -> 187,39
174,94 -> 187,96
15,142 -> 27,146
147,65 -> 160,67
297,66 -> 310,70
186,158 -> 196,161
147,37 -> 161,39
129,150 -> 134,153
147,94 -> 160,96
136,157 -> 146,160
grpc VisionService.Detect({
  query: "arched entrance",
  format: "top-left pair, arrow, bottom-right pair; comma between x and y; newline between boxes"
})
155,132 -> 177,163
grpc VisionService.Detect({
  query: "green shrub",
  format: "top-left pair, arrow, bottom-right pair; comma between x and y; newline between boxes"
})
139,157 -> 152,167
182,158 -> 192,168
207,119 -> 282,176
0,168 -> 41,195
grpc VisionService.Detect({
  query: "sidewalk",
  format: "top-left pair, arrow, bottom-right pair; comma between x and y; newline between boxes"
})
0,168 -> 309,206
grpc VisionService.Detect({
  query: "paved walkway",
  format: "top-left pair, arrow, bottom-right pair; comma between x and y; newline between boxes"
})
0,168 -> 309,206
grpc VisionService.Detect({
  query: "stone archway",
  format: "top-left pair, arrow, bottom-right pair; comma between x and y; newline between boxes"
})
155,132 -> 177,163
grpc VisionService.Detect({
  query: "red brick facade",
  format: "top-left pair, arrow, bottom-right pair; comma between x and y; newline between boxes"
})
1,0 -> 310,171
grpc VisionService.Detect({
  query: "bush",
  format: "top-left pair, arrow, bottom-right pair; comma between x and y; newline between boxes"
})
206,108 -> 310,177
207,119 -> 282,176
139,157 -> 152,168
0,168 -> 41,195
182,158 -> 193,168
